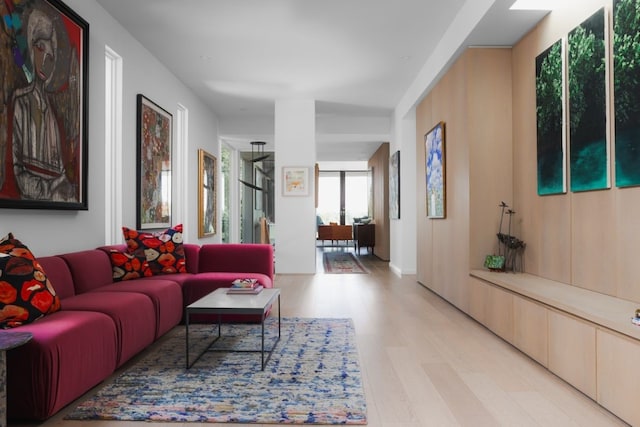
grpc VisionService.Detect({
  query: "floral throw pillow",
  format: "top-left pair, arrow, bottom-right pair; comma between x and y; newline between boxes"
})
122,224 -> 186,275
108,249 -> 152,281
0,233 -> 61,329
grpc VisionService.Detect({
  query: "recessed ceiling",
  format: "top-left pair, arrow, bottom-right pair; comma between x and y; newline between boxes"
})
94,0 -> 548,160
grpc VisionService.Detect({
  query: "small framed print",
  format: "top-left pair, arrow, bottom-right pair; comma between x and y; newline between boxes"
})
282,166 -> 309,196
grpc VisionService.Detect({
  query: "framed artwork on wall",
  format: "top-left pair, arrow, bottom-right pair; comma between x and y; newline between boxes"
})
425,122 -> 446,219
536,38 -> 566,195
136,94 -> 172,229
282,166 -> 309,196
198,149 -> 216,237
390,150 -> 400,219
0,0 -> 89,210
568,7 -> 609,192
613,0 -> 640,187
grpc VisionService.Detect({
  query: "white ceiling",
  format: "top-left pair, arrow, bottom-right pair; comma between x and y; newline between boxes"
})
94,0 -> 548,160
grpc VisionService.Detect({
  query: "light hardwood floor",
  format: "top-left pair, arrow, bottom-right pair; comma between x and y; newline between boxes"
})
19,247 -> 627,427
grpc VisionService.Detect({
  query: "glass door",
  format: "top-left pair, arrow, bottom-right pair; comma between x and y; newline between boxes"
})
317,171 -> 369,225
317,171 -> 340,224
344,171 -> 369,224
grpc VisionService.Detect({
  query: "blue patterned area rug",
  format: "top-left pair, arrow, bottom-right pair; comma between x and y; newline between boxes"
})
65,318 -> 367,424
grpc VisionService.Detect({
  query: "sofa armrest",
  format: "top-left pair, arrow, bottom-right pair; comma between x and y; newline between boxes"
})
198,244 -> 273,280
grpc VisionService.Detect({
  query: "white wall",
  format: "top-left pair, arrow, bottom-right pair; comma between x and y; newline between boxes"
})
274,99 -> 317,274
0,0 -> 221,256
389,109 -> 417,275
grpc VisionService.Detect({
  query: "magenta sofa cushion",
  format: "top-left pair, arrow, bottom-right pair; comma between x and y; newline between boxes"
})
6,310 -> 118,420
36,256 -> 76,300
62,291 -> 156,367
92,279 -> 182,338
60,250 -> 114,293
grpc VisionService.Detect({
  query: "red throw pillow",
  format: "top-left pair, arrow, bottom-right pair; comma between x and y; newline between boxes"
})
108,249 -> 152,281
122,224 -> 186,275
0,233 -> 61,328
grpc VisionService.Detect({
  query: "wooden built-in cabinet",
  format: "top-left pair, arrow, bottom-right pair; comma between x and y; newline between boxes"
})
469,270 -> 640,426
597,330 -> 640,427
513,297 -> 548,367
548,311 -> 596,400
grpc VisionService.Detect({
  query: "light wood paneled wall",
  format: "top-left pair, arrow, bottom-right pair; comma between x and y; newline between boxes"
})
368,143 -> 390,261
512,0 -> 640,302
418,0 -> 640,317
415,48 -> 513,310
415,1 -> 640,423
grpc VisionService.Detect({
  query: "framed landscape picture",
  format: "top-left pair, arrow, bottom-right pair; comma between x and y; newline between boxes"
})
613,0 -> 640,187
425,122 -> 446,219
568,8 -> 609,192
198,149 -> 216,237
536,39 -> 566,195
0,0 -> 89,210
137,94 -> 172,229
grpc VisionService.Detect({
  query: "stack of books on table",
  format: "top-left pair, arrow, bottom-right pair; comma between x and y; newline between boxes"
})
227,278 -> 263,294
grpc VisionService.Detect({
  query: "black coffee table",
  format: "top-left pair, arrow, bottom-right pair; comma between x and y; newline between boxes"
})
185,288 -> 281,370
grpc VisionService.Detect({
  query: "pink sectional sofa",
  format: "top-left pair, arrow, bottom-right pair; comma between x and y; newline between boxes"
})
5,243 -> 274,421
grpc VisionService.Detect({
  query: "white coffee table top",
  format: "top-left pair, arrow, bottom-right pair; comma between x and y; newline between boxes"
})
187,287 -> 280,314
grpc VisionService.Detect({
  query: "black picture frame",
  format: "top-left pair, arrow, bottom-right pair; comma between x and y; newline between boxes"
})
0,0 -> 89,210
136,94 -> 173,230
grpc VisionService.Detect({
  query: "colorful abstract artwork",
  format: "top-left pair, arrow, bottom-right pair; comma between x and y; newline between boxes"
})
425,122 -> 445,219
136,94 -> 172,229
536,39 -> 566,195
613,0 -> 640,187
0,0 -> 88,209
568,8 -> 609,192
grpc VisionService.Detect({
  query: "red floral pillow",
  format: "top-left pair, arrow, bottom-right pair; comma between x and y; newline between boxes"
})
108,249 -> 152,281
0,233 -> 61,329
122,224 -> 186,275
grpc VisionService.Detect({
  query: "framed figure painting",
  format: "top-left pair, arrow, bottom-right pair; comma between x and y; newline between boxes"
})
137,94 -> 172,229
198,149 -> 216,237
425,122 -> 446,219
0,0 -> 89,209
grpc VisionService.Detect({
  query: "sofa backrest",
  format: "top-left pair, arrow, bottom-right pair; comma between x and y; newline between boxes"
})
60,250 -> 113,294
37,256 -> 76,300
183,243 -> 199,273
198,243 -> 273,279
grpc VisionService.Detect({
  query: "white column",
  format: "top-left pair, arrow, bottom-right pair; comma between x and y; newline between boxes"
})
389,108 -> 417,275
274,99 -> 317,274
